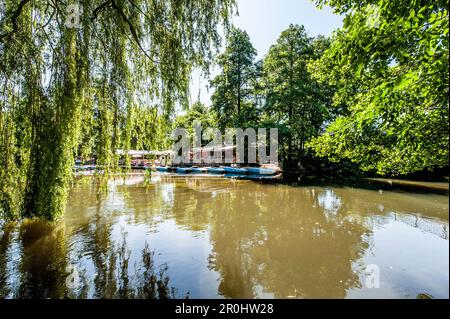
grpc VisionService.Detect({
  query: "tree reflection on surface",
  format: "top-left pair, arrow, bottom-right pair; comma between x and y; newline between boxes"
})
0,175 -> 448,298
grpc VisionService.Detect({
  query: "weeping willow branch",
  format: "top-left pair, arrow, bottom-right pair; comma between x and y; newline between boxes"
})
110,0 -> 155,62
91,0 -> 112,21
0,0 -> 236,220
0,0 -> 32,42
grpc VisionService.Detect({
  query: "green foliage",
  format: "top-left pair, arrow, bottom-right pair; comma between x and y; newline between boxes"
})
23,28 -> 82,220
309,0 -> 449,175
174,101 -> 218,141
209,25 -> 332,170
260,25 -> 333,169
129,106 -> 172,151
211,28 -> 259,129
1,0 -> 447,222
0,0 -> 236,220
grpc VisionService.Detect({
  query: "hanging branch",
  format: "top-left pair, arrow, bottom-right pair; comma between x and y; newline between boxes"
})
0,0 -> 32,42
110,0 -> 155,62
91,0 -> 112,21
90,0 -> 157,63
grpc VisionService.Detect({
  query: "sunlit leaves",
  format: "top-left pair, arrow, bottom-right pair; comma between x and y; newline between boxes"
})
308,0 -> 449,175
261,25 -> 333,168
210,27 -> 258,129
0,0 -> 236,219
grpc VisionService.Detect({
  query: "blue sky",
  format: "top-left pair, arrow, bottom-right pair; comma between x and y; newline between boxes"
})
189,0 -> 343,107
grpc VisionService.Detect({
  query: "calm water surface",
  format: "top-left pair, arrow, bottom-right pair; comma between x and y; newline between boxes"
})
0,174 -> 448,299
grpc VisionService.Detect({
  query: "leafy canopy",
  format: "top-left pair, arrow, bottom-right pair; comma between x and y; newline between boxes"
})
211,27 -> 259,129
0,0 -> 236,219
309,0 -> 449,175
261,25 -> 333,168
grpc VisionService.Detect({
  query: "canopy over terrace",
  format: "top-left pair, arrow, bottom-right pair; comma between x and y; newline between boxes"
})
116,149 -> 175,167
190,145 -> 237,166
116,149 -> 175,158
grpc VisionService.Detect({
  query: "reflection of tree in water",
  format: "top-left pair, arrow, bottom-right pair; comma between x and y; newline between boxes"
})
83,229 -> 177,299
2,176 -> 446,299
208,188 -> 257,298
16,219 -> 69,298
170,178 -> 219,231
121,177 -> 234,232
66,177 -> 184,298
0,222 -> 14,297
134,242 -> 175,299
69,192 -> 179,299
130,177 -> 371,298
208,185 -> 370,298
113,177 -> 214,232
89,198 -> 118,298
323,187 -> 449,239
1,220 -> 84,298
0,216 -> 180,298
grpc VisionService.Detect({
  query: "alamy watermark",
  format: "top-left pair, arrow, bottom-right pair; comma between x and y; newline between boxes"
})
65,3 -> 82,29
65,264 -> 80,290
171,123 -> 278,165
365,264 -> 380,289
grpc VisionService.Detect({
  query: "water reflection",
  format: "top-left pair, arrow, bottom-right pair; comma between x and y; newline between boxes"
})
0,205 -> 178,298
207,185 -> 369,298
317,188 -> 342,218
0,174 -> 448,299
18,220 -> 69,298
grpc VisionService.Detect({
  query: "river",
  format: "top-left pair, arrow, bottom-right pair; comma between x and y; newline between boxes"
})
0,173 -> 448,299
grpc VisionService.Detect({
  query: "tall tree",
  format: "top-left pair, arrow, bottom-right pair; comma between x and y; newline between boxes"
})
261,25 -> 332,170
211,27 -> 258,129
309,0 -> 449,175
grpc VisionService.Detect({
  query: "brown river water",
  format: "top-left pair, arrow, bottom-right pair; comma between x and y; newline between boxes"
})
0,173 -> 448,299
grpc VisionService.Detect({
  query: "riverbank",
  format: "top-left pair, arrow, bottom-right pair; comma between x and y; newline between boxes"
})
364,178 -> 449,193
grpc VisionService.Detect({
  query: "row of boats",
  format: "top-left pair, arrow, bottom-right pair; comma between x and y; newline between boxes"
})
74,164 -> 281,181
155,166 -> 279,176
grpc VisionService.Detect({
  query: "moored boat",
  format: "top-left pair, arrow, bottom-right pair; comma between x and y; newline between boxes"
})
247,167 -> 277,175
192,167 -> 208,173
207,167 -> 226,174
223,167 -> 249,174
156,166 -> 170,172
176,167 -> 192,173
